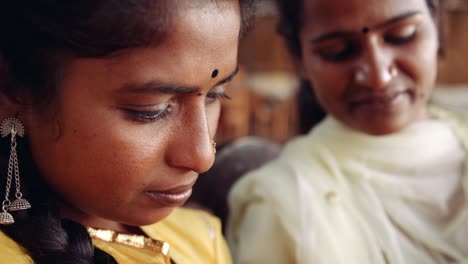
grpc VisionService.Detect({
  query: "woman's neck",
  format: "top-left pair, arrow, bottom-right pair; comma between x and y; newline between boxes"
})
59,203 -> 145,235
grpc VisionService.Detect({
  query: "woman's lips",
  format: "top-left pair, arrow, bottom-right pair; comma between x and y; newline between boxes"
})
145,182 -> 194,207
349,91 -> 409,112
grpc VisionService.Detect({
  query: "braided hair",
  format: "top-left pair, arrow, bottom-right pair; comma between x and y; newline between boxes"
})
0,0 -> 254,263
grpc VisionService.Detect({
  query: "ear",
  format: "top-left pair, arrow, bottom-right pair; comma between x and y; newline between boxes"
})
0,93 -> 36,141
0,93 -> 27,122
0,55 -> 28,123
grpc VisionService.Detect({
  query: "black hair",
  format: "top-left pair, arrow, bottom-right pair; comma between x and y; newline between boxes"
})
296,80 -> 326,133
276,0 -> 444,60
0,0 -> 255,263
275,0 -> 444,133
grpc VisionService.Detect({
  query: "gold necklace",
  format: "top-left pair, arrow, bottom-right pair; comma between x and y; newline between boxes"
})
87,227 -> 170,256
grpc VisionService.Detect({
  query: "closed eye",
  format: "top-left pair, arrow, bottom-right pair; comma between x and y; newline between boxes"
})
314,40 -> 359,62
384,24 -> 418,45
122,105 -> 172,123
206,85 -> 231,104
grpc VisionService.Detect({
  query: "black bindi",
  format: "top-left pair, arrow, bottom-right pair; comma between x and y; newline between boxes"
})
211,69 -> 219,78
362,27 -> 370,34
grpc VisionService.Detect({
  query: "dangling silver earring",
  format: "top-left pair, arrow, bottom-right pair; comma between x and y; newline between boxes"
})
0,117 -> 30,225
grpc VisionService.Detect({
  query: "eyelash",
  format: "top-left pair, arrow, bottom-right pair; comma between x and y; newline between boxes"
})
384,30 -> 417,45
206,90 -> 231,104
124,90 -> 231,123
319,43 -> 358,62
125,107 -> 171,123
317,30 -> 417,62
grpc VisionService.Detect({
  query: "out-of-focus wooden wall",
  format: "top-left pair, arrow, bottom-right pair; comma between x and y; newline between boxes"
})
217,12 -> 300,145
438,10 -> 468,83
239,15 -> 295,73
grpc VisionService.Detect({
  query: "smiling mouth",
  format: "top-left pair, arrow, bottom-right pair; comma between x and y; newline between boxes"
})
349,91 -> 409,111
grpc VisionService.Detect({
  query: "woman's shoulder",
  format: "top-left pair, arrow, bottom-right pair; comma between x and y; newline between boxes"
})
229,133 -> 334,199
145,207 -> 221,236
0,230 -> 33,263
142,207 -> 230,264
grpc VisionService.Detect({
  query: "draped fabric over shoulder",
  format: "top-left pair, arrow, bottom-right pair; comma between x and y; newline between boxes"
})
228,106 -> 468,264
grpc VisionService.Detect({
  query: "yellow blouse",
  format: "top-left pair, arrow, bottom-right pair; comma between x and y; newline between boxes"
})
0,208 -> 231,264
0,228 -> 32,264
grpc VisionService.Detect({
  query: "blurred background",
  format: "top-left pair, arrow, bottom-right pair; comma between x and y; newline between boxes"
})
189,0 -> 468,229
215,0 -> 468,145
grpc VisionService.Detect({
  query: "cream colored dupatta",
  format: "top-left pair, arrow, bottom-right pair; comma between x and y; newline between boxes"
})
228,106 -> 468,264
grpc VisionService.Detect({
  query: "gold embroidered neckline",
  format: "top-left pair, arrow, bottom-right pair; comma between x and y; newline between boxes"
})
87,227 -> 170,256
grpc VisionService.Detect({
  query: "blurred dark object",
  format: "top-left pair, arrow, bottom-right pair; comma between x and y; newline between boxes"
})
297,80 -> 326,134
186,137 -> 281,232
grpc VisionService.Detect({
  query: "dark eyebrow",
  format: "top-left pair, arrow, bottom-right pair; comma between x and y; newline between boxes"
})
118,82 -> 196,95
310,11 -> 422,44
372,11 -> 422,30
118,65 -> 239,95
311,31 -> 357,44
215,65 -> 239,87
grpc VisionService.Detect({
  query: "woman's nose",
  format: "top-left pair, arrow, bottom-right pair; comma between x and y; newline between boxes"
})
354,39 -> 397,89
165,107 -> 215,174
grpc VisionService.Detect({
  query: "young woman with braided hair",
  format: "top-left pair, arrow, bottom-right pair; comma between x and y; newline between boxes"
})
0,0 -> 254,263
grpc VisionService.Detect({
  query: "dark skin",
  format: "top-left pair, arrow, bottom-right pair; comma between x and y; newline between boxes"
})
300,0 -> 439,135
1,0 -> 242,233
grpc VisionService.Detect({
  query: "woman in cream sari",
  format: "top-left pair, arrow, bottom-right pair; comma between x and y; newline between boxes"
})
227,0 -> 468,263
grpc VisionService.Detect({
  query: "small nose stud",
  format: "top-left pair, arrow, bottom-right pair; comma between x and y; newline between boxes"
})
354,64 -> 370,82
389,65 -> 398,77
354,64 -> 398,84
211,139 -> 216,154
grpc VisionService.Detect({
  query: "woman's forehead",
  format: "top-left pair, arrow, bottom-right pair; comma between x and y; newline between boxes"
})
166,0 -> 236,18
301,0 -> 429,31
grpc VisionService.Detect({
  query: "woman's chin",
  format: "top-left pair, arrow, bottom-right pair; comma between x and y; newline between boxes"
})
122,207 -> 176,227
341,115 -> 413,136
355,119 -> 412,136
